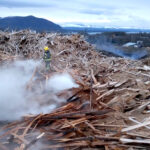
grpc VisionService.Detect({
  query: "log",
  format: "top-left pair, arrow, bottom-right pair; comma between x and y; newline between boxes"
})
41,109 -> 112,120
128,117 -> 150,130
96,89 -> 115,101
120,138 -> 150,144
122,120 -> 150,132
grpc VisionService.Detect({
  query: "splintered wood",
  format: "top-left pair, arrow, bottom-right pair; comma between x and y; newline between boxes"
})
1,30 -> 150,149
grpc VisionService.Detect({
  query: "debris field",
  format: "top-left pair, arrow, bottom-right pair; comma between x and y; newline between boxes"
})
1,30 -> 150,149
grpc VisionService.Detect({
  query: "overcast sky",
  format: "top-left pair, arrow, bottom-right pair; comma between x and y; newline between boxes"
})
0,0 -> 150,28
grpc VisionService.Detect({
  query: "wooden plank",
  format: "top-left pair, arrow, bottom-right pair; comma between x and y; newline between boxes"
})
120,138 -> 150,144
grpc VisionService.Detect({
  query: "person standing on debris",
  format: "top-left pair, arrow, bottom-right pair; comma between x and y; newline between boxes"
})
43,46 -> 51,71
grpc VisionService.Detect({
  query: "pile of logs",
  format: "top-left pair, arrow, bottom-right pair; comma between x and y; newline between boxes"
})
1,30 -> 150,149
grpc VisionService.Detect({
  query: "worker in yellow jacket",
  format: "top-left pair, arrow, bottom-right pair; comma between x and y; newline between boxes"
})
43,46 -> 51,71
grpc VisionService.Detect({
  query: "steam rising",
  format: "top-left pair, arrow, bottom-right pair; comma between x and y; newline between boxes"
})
95,43 -> 148,60
47,73 -> 79,93
99,44 -> 147,59
0,60 -> 78,121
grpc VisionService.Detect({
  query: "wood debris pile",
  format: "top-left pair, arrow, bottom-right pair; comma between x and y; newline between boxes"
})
1,30 -> 150,149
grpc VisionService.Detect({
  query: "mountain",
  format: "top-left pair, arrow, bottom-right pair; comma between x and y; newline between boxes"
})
0,16 -> 62,32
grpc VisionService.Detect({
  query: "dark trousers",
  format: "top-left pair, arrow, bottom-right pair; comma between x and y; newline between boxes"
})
45,61 -> 50,71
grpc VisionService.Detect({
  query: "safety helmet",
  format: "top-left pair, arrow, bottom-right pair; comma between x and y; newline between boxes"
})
44,46 -> 49,51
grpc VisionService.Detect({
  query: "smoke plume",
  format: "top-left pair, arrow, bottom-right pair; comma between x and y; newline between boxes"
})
0,60 -> 78,121
96,43 -> 147,59
47,73 -> 79,93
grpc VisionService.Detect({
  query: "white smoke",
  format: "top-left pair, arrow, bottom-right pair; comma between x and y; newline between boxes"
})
0,60 -> 78,121
47,73 -> 79,93
96,43 -> 147,60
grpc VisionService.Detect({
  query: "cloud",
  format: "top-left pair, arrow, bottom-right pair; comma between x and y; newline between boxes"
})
0,0 -> 54,8
81,9 -> 106,15
80,7 -> 118,16
0,0 -> 150,28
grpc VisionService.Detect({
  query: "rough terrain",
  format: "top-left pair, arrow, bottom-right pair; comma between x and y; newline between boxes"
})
1,30 -> 150,150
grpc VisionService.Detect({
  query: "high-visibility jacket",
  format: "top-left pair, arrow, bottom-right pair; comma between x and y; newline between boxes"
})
43,51 -> 51,62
